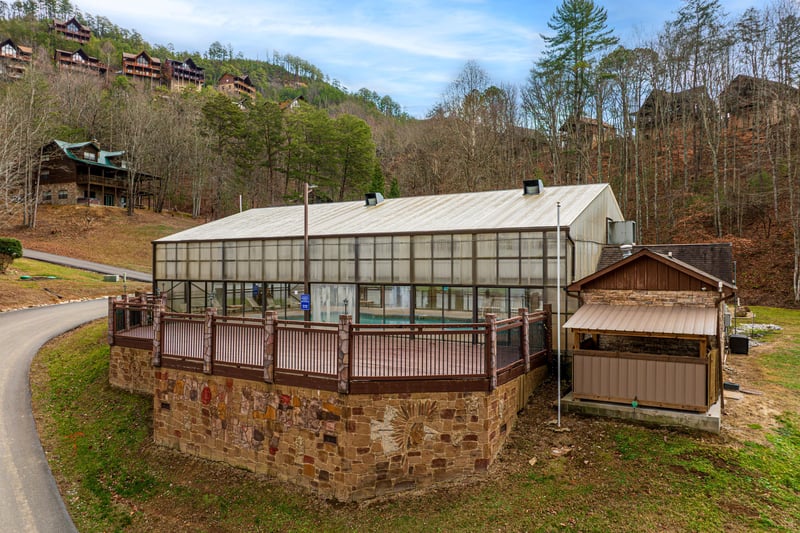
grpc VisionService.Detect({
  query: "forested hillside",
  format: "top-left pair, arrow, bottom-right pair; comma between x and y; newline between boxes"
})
0,0 -> 798,307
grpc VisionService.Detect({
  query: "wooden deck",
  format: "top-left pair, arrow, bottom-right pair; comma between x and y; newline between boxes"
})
109,297 -> 552,393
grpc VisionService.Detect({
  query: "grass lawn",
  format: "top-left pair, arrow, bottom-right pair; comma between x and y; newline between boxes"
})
30,309 -> 800,532
0,258 -> 149,311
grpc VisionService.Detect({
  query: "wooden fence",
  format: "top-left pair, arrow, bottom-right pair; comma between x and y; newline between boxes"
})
109,295 -> 551,394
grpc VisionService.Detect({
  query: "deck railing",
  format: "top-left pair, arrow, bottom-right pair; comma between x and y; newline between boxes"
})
109,295 -> 551,394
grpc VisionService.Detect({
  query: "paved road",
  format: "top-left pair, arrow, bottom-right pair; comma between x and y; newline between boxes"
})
23,249 -> 152,283
0,299 -> 107,532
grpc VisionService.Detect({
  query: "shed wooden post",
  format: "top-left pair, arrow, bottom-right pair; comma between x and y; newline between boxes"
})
485,313 -> 497,391
519,308 -> 530,373
263,311 -> 277,383
152,297 -> 164,367
107,296 -> 115,345
203,307 -> 216,375
338,315 -> 352,394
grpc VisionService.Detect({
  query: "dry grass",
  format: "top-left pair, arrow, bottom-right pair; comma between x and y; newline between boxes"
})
1,205 -> 199,273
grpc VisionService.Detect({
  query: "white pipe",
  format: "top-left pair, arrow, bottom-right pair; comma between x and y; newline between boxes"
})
557,201 -> 561,427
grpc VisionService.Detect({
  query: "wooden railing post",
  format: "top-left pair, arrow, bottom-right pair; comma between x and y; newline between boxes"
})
338,314 -> 352,394
485,313 -> 497,391
152,298 -> 164,367
203,307 -> 216,374
520,307 -> 530,372
107,296 -> 116,345
123,294 -> 130,330
263,311 -> 277,383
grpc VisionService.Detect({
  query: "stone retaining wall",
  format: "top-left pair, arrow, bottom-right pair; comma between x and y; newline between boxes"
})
109,345 -> 153,395
150,361 -> 547,501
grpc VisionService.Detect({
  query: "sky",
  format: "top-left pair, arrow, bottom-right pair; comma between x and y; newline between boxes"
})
74,0 -> 756,118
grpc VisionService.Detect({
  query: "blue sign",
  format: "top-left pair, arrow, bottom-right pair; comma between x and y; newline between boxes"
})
300,293 -> 311,311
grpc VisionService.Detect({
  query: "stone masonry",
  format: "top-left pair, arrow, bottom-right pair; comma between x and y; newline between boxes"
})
144,359 -> 546,501
109,345 -> 153,395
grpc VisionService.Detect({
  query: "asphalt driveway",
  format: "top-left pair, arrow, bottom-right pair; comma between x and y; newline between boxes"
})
0,299 -> 107,532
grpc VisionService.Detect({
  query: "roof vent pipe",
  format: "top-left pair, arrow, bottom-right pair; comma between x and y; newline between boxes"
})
365,192 -> 384,206
523,179 -> 544,195
620,244 -> 633,258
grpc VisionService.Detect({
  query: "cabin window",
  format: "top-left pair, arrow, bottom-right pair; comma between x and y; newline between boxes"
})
58,190 -> 68,200
42,190 -> 52,201
1,43 -> 17,57
83,151 -> 96,161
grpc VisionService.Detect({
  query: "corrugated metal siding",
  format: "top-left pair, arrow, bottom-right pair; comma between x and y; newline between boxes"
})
157,184 -> 615,242
563,304 -> 717,337
573,352 -> 708,411
568,186 -> 625,281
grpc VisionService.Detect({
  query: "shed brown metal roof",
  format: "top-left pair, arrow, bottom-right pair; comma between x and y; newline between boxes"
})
562,304 -> 718,337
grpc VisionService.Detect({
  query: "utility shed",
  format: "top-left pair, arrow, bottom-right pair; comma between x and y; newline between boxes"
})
563,248 -> 736,412
152,183 -> 624,339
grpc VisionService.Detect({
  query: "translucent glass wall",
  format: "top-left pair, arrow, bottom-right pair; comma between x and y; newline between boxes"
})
155,230 -> 568,287
154,229 -> 571,324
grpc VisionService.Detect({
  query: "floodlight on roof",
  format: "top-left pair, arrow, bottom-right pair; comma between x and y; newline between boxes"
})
365,192 -> 384,206
523,179 -> 544,195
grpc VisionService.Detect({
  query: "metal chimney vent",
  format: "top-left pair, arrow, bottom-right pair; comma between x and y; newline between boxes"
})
365,192 -> 384,206
523,179 -> 543,195
620,244 -> 633,258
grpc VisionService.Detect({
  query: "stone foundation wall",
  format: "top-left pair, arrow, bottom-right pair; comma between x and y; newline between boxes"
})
109,345 -> 153,394
151,365 -> 547,501
583,289 -> 718,307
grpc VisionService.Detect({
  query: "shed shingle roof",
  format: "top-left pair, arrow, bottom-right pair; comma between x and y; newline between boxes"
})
597,243 -> 734,284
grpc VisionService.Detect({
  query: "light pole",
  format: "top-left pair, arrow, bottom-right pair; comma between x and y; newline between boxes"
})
303,182 -> 314,322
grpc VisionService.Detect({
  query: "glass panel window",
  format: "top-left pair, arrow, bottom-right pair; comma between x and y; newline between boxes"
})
476,233 -> 496,258
311,283 -> 356,323
475,259 -> 497,285
432,235 -> 451,258
359,236 -> 374,259
498,259 -> 519,284
414,259 -> 431,284
374,236 -> 392,259
498,232 -> 519,257
413,235 -> 431,259
393,236 -> 410,259
357,259 -> 374,282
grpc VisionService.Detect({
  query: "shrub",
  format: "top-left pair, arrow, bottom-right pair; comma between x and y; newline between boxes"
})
0,237 -> 23,273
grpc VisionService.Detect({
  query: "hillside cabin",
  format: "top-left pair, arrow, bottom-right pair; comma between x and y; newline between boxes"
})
51,17 -> 91,43
39,139 -> 160,209
122,51 -> 162,83
217,73 -> 256,100
632,86 -> 716,135
55,48 -> 107,76
719,75 -> 800,130
163,57 -> 204,92
563,246 -> 736,429
559,115 -> 616,149
0,38 -> 32,79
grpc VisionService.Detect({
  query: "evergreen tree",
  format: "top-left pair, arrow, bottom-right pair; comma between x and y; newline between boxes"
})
539,0 -> 618,119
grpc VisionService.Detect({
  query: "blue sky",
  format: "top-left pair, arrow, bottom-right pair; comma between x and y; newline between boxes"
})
76,0 -> 756,117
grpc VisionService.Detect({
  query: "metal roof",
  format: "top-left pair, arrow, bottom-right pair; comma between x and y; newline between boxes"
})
54,140 -> 124,170
156,183 -> 617,242
562,303 -> 718,337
